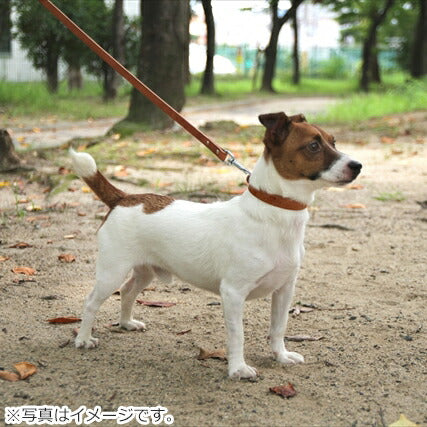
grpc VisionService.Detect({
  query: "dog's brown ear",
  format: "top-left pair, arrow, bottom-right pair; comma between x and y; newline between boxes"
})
258,112 -> 289,130
289,113 -> 306,123
259,112 -> 291,146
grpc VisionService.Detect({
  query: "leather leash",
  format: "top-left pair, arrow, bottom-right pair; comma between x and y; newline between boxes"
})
37,0 -> 250,175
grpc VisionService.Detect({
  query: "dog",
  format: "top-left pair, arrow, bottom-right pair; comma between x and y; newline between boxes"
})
70,112 -> 362,379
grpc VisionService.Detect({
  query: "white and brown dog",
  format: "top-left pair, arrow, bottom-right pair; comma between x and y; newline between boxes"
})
70,112 -> 361,379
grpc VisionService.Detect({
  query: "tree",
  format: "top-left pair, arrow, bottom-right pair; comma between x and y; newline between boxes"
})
410,0 -> 427,77
123,0 -> 189,129
359,0 -> 395,91
104,0 -> 125,100
0,0 -> 12,54
261,0 -> 305,92
291,0 -> 300,85
14,0 -> 109,94
200,0 -> 216,95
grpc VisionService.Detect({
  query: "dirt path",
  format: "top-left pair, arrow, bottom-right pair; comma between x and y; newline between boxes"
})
7,96 -> 337,150
0,111 -> 426,426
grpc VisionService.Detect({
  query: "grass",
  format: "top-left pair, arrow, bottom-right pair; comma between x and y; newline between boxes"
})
0,72 -> 425,124
374,191 -> 406,202
317,77 -> 427,124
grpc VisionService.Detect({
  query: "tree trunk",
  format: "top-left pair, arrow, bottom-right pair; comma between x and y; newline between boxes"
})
261,0 -> 304,92
200,0 -> 215,95
360,0 -> 395,92
46,45 -> 59,94
410,0 -> 427,78
291,1 -> 300,85
67,63 -> 83,91
125,0 -> 188,129
261,20 -> 281,92
370,49 -> 381,83
105,0 -> 125,100
0,129 -> 21,172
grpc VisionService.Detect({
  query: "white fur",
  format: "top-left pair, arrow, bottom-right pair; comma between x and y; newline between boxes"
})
69,148 -> 97,178
72,148 -> 358,379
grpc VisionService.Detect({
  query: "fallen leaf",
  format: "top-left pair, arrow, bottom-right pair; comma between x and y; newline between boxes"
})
136,300 -> 176,308
380,136 -> 395,144
26,205 -> 42,212
9,242 -> 32,249
176,329 -> 191,336
26,215 -> 50,222
58,254 -> 76,263
114,166 -> 129,177
0,371 -> 20,382
47,317 -> 81,324
391,148 -> 404,155
81,186 -> 92,193
343,203 -> 366,209
197,348 -> 227,361
77,211 -> 87,217
32,127 -> 41,133
14,362 -> 37,380
0,255 -> 10,262
58,167 -> 70,175
285,335 -> 324,342
12,266 -> 36,275
346,184 -> 364,190
63,234 -> 76,239
388,414 -> 418,427
112,133 -> 121,141
136,148 -> 156,157
0,181 -> 11,187
269,382 -> 297,398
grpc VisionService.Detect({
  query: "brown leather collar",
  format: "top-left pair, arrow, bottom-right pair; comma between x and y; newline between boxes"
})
247,185 -> 307,211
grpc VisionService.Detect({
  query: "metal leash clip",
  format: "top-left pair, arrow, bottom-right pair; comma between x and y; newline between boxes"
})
224,150 -> 251,176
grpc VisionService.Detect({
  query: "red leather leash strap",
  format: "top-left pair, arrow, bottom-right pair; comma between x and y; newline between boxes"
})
37,0 -> 229,162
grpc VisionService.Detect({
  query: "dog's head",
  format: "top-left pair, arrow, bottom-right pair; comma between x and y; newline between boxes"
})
258,112 -> 361,186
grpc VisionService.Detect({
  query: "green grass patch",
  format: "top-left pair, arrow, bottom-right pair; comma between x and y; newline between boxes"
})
317,77 -> 427,124
374,191 -> 406,202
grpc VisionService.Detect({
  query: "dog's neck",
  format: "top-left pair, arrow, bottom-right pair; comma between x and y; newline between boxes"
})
249,155 -> 319,206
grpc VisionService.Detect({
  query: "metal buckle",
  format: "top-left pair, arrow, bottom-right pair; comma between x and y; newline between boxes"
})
224,150 -> 251,176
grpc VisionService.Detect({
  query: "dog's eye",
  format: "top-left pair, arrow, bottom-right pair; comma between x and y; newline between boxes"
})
307,141 -> 321,152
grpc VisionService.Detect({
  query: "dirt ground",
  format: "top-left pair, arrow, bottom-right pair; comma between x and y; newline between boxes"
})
1,111 -> 426,426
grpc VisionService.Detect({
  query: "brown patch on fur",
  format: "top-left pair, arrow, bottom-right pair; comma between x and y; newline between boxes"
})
117,193 -> 174,214
84,171 -> 126,209
259,112 -> 340,181
83,170 -> 174,220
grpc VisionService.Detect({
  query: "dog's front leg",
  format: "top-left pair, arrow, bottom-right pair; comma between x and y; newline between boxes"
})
220,282 -> 257,379
270,280 -> 304,364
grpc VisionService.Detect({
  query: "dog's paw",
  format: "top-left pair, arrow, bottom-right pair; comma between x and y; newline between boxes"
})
275,351 -> 304,364
75,336 -> 99,349
228,364 -> 258,380
120,319 -> 146,331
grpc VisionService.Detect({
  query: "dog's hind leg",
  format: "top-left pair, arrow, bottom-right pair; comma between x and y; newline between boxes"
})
119,265 -> 154,331
75,261 -> 132,349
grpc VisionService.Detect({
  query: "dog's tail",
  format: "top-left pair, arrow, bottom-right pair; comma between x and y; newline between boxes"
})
69,148 -> 126,209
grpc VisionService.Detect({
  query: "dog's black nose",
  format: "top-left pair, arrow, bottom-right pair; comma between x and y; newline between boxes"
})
348,161 -> 362,172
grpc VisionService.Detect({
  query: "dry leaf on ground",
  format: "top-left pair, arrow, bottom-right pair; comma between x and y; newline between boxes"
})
269,383 -> 297,398
197,348 -> 227,361
388,414 -> 418,427
58,254 -> 76,263
343,203 -> 366,209
136,300 -> 176,308
8,242 -> 33,249
14,362 -> 37,380
0,256 -> 10,262
47,317 -> 81,324
0,371 -> 20,382
12,266 -> 36,275
176,329 -> 191,336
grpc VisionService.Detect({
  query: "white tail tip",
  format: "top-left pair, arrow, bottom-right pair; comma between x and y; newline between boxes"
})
69,148 -> 97,178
